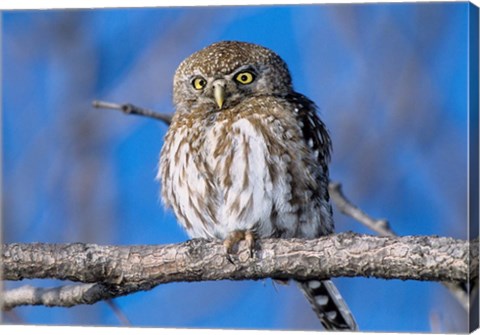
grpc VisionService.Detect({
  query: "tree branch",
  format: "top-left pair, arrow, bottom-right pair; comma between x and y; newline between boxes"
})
2,233 -> 476,309
92,100 -> 172,124
328,182 -> 395,236
3,284 -> 109,310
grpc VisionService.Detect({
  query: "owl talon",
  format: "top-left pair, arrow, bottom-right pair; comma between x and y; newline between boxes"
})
223,230 -> 244,254
225,253 -> 235,265
245,230 -> 255,258
223,230 -> 256,259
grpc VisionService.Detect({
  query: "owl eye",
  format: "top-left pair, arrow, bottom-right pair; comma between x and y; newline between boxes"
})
192,77 -> 207,90
234,71 -> 255,85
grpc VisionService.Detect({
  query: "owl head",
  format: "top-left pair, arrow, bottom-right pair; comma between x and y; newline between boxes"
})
173,41 -> 293,111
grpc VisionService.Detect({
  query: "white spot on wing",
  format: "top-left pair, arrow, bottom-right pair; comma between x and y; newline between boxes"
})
307,138 -> 314,148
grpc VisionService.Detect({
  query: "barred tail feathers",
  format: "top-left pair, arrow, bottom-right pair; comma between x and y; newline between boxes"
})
297,279 -> 358,331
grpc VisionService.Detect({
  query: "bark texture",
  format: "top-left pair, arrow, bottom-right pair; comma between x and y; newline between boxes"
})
3,233 -> 475,284
2,233 -> 476,309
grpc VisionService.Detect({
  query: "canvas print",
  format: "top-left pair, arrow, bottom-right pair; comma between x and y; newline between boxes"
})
1,2 -> 478,333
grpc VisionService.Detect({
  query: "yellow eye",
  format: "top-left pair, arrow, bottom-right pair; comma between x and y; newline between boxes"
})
235,71 -> 255,85
192,77 -> 207,90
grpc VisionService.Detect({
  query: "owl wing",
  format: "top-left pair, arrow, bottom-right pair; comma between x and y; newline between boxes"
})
289,93 -> 332,160
288,93 -> 358,331
287,93 -> 332,202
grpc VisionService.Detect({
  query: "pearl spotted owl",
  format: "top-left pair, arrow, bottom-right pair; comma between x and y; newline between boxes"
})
158,41 -> 357,330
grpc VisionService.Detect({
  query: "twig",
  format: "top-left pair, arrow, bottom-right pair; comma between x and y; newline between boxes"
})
328,182 -> 395,236
105,299 -> 131,326
92,100 -> 172,124
429,311 -> 443,333
442,282 -> 469,308
4,309 -> 23,323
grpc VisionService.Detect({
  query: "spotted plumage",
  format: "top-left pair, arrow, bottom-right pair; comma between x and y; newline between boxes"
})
158,41 -> 357,330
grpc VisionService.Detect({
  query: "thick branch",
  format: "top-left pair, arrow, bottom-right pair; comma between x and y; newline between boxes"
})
3,233 -> 475,309
3,233 -> 474,285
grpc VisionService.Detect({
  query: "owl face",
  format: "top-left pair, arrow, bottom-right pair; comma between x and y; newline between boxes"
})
173,41 -> 293,111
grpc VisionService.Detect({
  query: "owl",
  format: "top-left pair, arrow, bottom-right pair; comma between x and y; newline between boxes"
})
158,41 -> 357,331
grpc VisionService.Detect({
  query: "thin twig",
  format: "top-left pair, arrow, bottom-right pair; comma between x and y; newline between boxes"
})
328,182 -> 395,237
442,282 -> 469,308
105,299 -> 131,326
92,100 -> 172,124
429,311 -> 442,333
4,309 -> 23,324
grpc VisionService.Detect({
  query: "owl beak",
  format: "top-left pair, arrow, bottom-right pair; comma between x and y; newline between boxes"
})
213,80 -> 226,109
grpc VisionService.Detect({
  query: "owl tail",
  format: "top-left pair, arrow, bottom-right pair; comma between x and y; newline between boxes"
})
297,279 -> 358,331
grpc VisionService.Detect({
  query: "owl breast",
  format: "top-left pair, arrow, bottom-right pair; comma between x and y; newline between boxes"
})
159,96 -> 332,240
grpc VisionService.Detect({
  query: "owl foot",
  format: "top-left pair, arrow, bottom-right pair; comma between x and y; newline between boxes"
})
223,230 -> 256,261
